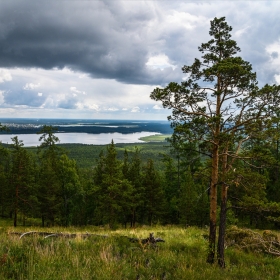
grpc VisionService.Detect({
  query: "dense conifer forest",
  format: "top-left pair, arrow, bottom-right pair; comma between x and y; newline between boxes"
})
1,122 -> 280,232
0,125 -> 208,228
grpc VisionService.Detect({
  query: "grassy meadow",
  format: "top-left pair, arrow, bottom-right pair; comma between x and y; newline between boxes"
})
139,134 -> 172,142
0,221 -> 280,280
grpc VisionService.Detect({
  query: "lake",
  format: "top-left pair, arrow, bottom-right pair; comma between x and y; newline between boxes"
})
0,132 -> 161,147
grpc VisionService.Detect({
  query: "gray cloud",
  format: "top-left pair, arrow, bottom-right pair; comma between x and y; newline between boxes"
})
58,97 -> 78,109
0,0 -> 280,120
3,90 -> 46,107
1,1 -> 279,87
271,52 -> 278,59
0,0 -> 184,85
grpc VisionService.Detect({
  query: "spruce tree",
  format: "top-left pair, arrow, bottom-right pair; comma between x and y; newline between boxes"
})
0,145 -> 10,218
142,159 -> 165,225
56,154 -> 82,226
124,147 -> 144,227
94,141 -> 133,228
162,155 -> 180,224
37,125 -> 62,226
178,167 -> 197,226
10,137 -> 36,227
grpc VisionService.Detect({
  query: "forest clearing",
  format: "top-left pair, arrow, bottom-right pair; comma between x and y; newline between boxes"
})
1,223 -> 280,280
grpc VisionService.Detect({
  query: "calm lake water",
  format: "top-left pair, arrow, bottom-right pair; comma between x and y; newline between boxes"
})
0,132 -> 160,147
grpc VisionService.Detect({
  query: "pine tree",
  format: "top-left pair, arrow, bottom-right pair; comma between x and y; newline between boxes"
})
151,17 -> 280,266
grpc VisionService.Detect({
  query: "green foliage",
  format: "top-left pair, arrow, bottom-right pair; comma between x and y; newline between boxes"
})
60,142 -> 169,170
9,136 -> 37,227
123,147 -> 145,227
2,112 -> 280,233
0,145 -> 10,218
142,159 -> 166,225
178,168 -> 199,226
161,155 -> 180,224
37,125 -> 60,150
37,155 -> 60,226
0,123 -> 9,132
2,125 -> 280,230
56,154 -> 83,226
93,141 -> 134,228
139,134 -> 172,142
37,128 -> 62,227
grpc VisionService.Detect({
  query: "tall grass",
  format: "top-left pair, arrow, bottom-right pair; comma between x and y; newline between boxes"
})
0,224 -> 279,279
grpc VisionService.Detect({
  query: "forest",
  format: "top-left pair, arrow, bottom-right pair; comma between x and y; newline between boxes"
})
0,124 -> 209,229
1,121 -> 280,231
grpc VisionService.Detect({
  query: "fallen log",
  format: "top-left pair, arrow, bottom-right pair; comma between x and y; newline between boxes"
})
10,231 -> 51,237
10,231 -> 165,244
44,233 -> 108,239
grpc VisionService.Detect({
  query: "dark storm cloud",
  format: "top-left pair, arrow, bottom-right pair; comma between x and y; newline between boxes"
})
0,0 -> 183,85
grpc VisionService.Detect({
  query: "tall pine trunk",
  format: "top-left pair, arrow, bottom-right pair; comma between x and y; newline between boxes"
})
217,151 -> 229,267
207,145 -> 219,263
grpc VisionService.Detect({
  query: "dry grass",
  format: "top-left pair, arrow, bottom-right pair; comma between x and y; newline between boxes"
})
0,224 -> 280,279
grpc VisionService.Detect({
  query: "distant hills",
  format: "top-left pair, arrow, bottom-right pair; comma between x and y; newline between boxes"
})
0,119 -> 173,135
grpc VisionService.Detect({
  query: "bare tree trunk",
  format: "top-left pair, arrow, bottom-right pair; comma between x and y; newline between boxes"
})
207,72 -> 221,264
217,183 -> 228,268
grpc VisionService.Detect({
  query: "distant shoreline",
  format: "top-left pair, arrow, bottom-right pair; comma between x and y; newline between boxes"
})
0,119 -> 172,135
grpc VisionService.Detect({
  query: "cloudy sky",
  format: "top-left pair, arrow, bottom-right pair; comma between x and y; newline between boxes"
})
0,0 -> 280,120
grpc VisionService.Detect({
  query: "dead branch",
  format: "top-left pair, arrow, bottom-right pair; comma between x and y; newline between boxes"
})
128,233 -> 165,244
225,226 -> 280,257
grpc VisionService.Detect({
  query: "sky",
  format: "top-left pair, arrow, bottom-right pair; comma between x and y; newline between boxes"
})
0,0 -> 280,120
